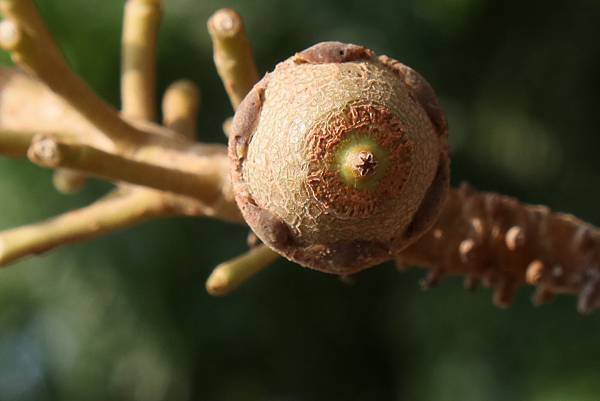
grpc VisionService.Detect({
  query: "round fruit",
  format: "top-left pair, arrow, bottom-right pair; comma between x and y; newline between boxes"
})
229,41 -> 449,274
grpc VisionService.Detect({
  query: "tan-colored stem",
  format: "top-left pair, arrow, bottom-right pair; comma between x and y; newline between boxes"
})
27,135 -> 226,206
0,1 -> 147,144
0,189 -> 172,266
0,68 -> 83,193
0,69 -> 110,156
222,117 -> 233,138
207,8 -> 258,109
0,69 -> 242,222
0,68 -> 189,155
52,169 -> 87,194
121,0 -> 161,121
0,3 -> 247,270
0,129 -> 33,157
162,80 -> 200,140
0,0 -> 60,55
206,244 -> 280,296
396,184 -> 600,314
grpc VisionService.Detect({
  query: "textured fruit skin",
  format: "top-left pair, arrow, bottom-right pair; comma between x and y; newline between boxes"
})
229,42 -> 449,274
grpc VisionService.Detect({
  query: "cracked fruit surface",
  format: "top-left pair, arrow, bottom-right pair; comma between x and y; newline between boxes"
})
229,41 -> 450,275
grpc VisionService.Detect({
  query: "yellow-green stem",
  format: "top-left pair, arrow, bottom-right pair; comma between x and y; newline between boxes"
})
206,244 -> 280,296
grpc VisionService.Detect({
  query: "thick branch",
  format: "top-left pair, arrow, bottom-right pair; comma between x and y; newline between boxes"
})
0,0 -> 148,144
0,189 -> 174,266
121,0 -> 161,121
0,129 -> 32,157
0,69 -> 241,222
0,68 -> 191,155
0,68 -> 109,156
396,184 -> 600,314
207,8 -> 259,109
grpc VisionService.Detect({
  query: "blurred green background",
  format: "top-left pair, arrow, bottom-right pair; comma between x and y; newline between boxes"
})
1,0 -> 599,400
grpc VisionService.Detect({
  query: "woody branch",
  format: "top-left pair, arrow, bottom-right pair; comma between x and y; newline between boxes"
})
0,0 -> 242,267
0,1 -> 598,312
396,185 -> 600,314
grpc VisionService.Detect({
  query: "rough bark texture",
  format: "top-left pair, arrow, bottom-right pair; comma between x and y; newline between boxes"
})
396,184 -> 600,314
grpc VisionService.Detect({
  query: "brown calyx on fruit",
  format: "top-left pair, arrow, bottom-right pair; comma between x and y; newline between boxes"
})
292,41 -> 374,64
230,41 -> 449,275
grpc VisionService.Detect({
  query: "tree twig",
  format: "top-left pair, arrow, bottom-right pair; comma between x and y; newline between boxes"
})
121,0 -> 161,121
52,169 -> 87,194
162,80 -> 200,140
27,134 -> 227,206
0,129 -> 33,157
207,8 -> 259,109
206,244 -> 280,296
0,189 -> 174,267
0,68 -> 106,157
0,0 -> 146,144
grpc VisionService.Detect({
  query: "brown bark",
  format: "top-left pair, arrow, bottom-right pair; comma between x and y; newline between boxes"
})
396,184 -> 600,314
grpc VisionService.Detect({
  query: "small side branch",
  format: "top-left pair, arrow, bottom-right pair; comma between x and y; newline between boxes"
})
0,189 -> 173,266
52,169 -> 87,194
162,80 -> 200,140
208,8 -> 259,109
222,117 -> 233,138
206,244 -> 279,296
396,184 -> 600,314
27,134 -> 226,206
121,0 -> 161,121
